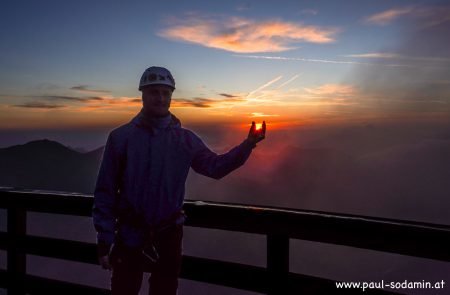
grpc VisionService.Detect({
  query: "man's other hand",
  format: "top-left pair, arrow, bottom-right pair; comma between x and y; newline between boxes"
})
247,121 -> 266,145
99,254 -> 113,271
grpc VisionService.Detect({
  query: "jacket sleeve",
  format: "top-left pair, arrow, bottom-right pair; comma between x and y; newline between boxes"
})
190,133 -> 256,179
92,132 -> 122,254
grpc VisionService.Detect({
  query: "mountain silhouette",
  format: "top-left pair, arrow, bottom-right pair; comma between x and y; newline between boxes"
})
0,139 -> 104,193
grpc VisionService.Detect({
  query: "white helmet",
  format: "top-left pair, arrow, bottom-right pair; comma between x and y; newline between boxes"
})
139,66 -> 176,91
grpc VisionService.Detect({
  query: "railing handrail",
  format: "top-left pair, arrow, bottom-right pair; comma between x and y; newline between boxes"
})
1,188 -> 449,230
2,189 -> 449,294
1,189 -> 450,261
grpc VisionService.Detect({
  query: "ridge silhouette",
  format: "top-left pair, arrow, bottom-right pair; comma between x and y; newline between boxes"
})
0,139 -> 104,193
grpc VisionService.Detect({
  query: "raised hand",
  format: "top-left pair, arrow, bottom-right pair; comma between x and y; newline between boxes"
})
247,121 -> 266,145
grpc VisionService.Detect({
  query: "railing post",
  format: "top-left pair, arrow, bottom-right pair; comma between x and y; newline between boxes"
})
267,234 -> 289,295
7,206 -> 26,295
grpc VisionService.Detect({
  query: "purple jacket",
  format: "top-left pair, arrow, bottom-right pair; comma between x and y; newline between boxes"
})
92,110 -> 255,251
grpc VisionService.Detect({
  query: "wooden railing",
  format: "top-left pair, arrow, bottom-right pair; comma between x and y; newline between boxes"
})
1,189 -> 450,294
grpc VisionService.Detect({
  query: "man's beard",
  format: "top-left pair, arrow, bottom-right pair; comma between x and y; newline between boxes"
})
143,104 -> 170,117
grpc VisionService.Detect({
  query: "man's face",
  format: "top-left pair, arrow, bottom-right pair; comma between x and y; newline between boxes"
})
141,84 -> 173,117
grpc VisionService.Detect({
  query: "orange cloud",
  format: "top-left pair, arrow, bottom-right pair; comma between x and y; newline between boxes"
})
13,102 -> 66,109
249,112 -> 280,117
345,53 -> 399,59
365,6 -> 416,25
38,96 -> 142,113
171,96 -> 246,108
65,96 -> 141,113
304,84 -> 356,96
365,5 -> 450,27
159,15 -> 338,53
171,98 -> 215,108
70,85 -> 110,95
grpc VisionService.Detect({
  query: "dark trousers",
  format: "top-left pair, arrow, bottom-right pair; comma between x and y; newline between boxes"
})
110,224 -> 183,295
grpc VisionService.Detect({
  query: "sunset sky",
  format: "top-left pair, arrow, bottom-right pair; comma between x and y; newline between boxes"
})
1,0 -> 450,148
2,3 -> 450,291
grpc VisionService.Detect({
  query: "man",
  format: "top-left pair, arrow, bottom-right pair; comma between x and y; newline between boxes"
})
92,66 -> 266,295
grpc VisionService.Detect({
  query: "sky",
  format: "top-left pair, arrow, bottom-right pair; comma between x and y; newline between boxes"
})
1,0 -> 450,149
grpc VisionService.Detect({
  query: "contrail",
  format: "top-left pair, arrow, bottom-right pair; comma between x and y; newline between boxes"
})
247,75 -> 283,99
277,74 -> 300,89
233,54 -> 411,67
